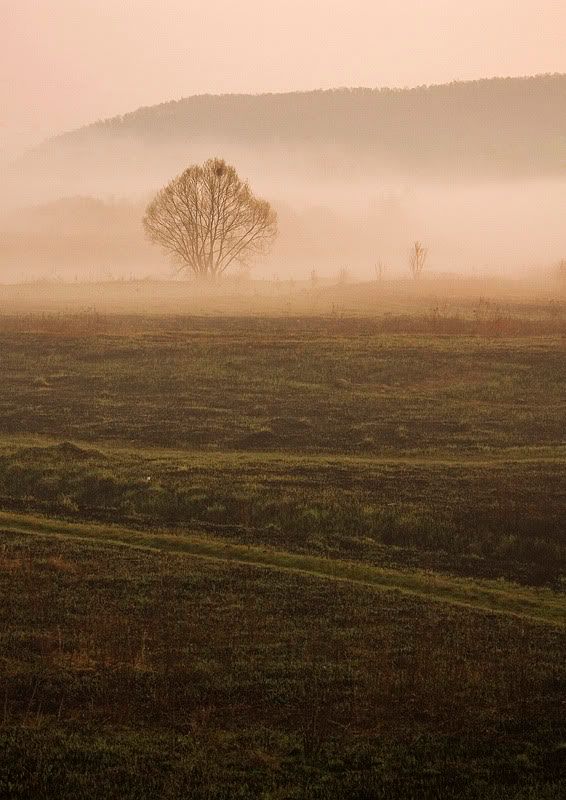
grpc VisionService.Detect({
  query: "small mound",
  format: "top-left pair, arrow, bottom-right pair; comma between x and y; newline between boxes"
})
52,442 -> 101,460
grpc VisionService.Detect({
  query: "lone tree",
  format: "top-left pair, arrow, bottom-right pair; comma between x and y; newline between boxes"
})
143,158 -> 277,280
409,241 -> 427,279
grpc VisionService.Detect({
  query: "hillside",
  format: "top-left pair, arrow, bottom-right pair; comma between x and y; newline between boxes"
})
3,75 -> 565,281
20,74 -> 566,183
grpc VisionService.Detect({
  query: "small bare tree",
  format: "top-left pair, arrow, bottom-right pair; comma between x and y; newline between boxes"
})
143,158 -> 277,280
409,241 -> 427,279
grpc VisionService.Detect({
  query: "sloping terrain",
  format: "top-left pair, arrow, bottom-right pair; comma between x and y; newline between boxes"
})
21,75 -> 566,181
0,314 -> 564,798
1,518 -> 564,799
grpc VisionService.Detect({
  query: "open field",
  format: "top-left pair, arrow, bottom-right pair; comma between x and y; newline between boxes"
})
0,277 -> 565,321
0,316 -> 564,584
0,312 -> 564,798
0,438 -> 564,588
1,520 -> 565,799
1,512 -> 564,625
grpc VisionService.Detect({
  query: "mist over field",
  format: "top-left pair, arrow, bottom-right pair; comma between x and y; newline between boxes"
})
1,76 -> 565,283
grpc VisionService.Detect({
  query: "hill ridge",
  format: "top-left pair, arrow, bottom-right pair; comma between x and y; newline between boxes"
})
40,72 -> 566,144
18,73 -> 565,182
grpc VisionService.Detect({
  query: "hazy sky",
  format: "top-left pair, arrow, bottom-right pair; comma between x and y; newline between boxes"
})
2,1 -> 565,156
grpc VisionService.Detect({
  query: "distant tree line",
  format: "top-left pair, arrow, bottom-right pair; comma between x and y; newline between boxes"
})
53,75 -> 566,179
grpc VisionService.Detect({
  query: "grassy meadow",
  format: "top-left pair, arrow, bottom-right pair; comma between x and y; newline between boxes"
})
0,308 -> 564,798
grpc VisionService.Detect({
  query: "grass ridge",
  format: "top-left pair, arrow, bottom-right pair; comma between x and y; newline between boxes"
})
1,510 -> 563,628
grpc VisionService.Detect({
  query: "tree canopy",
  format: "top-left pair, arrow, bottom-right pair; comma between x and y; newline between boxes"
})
143,159 -> 277,279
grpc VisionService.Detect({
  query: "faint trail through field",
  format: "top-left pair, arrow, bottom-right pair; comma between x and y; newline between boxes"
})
1,511 -> 563,628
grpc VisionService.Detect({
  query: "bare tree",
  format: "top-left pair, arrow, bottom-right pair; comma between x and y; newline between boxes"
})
409,241 -> 427,279
143,158 -> 277,280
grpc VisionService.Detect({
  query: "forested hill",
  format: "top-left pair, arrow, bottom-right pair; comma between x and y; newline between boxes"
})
25,75 -> 566,179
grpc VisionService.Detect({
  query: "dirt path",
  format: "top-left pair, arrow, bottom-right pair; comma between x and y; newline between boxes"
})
1,510 -> 564,628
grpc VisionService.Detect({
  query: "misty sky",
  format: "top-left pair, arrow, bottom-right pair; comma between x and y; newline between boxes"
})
2,1 -> 565,158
